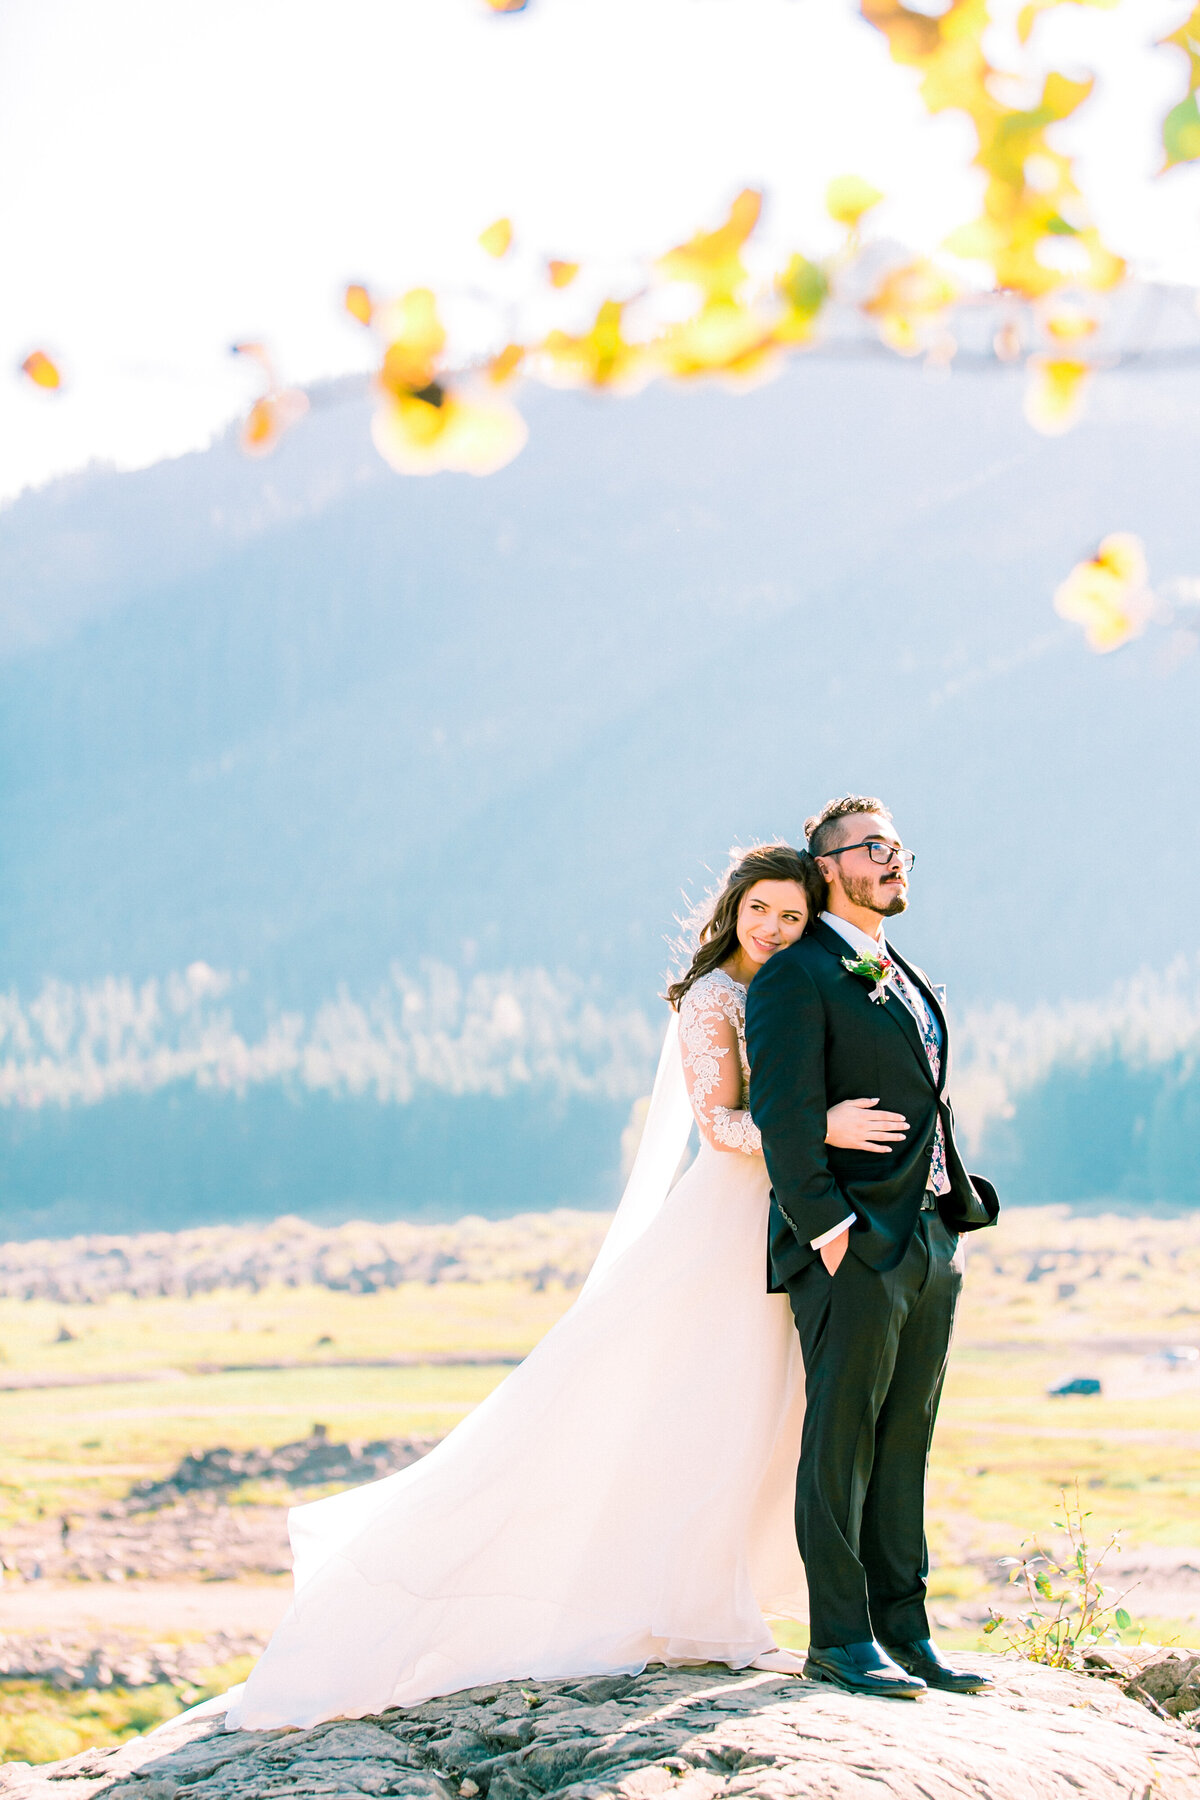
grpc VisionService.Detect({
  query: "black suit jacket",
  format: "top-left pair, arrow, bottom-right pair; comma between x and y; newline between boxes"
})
745,921 -> 999,1287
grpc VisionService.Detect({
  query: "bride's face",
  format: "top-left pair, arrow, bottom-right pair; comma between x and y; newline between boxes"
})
735,880 -> 809,969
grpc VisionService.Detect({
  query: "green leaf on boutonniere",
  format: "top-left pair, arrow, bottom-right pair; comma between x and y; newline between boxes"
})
841,951 -> 896,1005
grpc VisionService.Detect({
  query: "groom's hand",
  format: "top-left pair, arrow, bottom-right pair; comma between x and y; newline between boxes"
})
820,1228 -> 850,1276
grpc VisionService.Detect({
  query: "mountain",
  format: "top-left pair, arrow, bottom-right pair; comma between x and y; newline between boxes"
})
1,350 -> 1198,1235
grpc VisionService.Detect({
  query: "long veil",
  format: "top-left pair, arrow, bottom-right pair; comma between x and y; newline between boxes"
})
581,1014 -> 694,1295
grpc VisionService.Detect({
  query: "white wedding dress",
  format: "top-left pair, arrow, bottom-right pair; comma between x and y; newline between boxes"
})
225,969 -> 807,1730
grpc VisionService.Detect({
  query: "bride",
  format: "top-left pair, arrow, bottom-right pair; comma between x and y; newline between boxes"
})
225,844 -> 908,1730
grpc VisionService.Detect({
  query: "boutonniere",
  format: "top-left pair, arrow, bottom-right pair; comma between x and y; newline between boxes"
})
841,951 -> 896,1005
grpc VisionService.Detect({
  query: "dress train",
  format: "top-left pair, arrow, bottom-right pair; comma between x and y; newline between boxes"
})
226,975 -> 807,1729
226,1147 -> 806,1727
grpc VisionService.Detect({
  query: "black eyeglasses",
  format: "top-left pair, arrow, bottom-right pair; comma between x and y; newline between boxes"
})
822,840 -> 916,872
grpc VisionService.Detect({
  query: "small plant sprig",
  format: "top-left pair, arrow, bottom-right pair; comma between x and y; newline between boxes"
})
983,1481 -> 1139,1668
840,950 -> 895,1005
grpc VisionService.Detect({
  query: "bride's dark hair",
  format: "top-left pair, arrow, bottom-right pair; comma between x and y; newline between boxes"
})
665,843 -> 826,1010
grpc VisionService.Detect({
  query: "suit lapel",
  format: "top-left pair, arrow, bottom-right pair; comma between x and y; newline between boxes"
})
810,919 -> 863,966
888,945 -> 948,1094
809,921 -> 937,1092
877,968 -> 937,1089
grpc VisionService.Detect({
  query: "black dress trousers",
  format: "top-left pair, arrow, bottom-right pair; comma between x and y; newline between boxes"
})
783,1212 -> 963,1650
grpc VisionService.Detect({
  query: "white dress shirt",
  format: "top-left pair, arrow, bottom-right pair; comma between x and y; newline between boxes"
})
807,911 -> 944,1250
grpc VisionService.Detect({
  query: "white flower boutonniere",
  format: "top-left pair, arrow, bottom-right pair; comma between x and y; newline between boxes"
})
841,950 -> 896,1005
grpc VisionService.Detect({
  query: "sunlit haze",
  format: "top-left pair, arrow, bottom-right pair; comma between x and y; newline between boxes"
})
2,0 -> 1198,502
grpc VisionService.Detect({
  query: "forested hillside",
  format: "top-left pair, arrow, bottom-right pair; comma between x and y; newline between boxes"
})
2,349 -> 1197,1233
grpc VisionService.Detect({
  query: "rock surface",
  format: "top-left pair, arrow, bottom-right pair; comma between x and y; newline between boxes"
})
1122,1648 -> 1200,1724
3,1658 -> 1198,1800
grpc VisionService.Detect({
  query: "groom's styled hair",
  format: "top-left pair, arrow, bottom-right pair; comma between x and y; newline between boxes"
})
805,795 -> 892,857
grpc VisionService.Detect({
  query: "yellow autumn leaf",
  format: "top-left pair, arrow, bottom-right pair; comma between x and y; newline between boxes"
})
775,254 -> 829,344
1054,533 -> 1150,653
1074,230 -> 1125,294
1040,68 -> 1094,124
1000,221 -> 1123,299
488,343 -> 524,385
863,261 -> 959,356
1163,93 -> 1200,168
371,384 -> 528,476
540,299 -> 652,392
1024,355 -> 1090,433
20,349 -> 61,390
377,289 -> 446,396
826,174 -> 884,228
657,189 -> 762,304
1043,302 -> 1098,341
1159,8 -> 1200,165
479,217 -> 514,258
1161,1 -> 1200,86
1093,533 -> 1148,588
1165,1 -> 1200,108
241,388 -> 310,458
345,284 -> 373,327
547,260 -> 579,289
655,301 -> 780,386
242,397 -> 278,454
859,0 -> 944,67
863,0 -> 1125,301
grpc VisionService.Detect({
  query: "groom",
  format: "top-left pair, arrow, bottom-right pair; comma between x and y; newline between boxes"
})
745,795 -> 999,1700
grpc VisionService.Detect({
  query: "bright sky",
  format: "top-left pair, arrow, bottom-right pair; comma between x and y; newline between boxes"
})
2,0 -> 1197,504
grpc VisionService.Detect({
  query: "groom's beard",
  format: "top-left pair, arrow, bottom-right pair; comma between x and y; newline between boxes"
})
842,870 -> 908,918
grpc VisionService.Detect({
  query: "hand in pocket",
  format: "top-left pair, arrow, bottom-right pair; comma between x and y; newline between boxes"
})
820,1228 -> 850,1276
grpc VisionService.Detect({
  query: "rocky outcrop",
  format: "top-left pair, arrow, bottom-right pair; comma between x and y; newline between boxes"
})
1121,1647 -> 1200,1723
3,1657 -> 1197,1800
0,1213 -> 610,1305
127,1429 -> 440,1508
0,1633 -> 261,1693
0,1433 -> 443,1586
2,1497 -> 294,1585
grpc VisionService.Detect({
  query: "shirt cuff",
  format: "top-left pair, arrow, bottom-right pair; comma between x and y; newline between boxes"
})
811,1214 -> 855,1251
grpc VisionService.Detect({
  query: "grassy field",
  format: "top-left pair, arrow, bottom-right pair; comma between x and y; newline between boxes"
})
1,1205 -> 1198,1762
3,1210 -> 1198,1540
0,1659 -> 257,1767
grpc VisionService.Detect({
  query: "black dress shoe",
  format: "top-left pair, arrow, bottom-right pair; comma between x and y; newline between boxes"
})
881,1638 -> 993,1694
803,1640 -> 927,1699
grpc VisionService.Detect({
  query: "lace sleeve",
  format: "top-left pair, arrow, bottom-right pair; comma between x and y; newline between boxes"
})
678,978 -> 762,1156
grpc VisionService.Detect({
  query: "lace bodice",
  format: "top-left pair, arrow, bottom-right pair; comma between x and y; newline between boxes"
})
678,968 -> 762,1156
